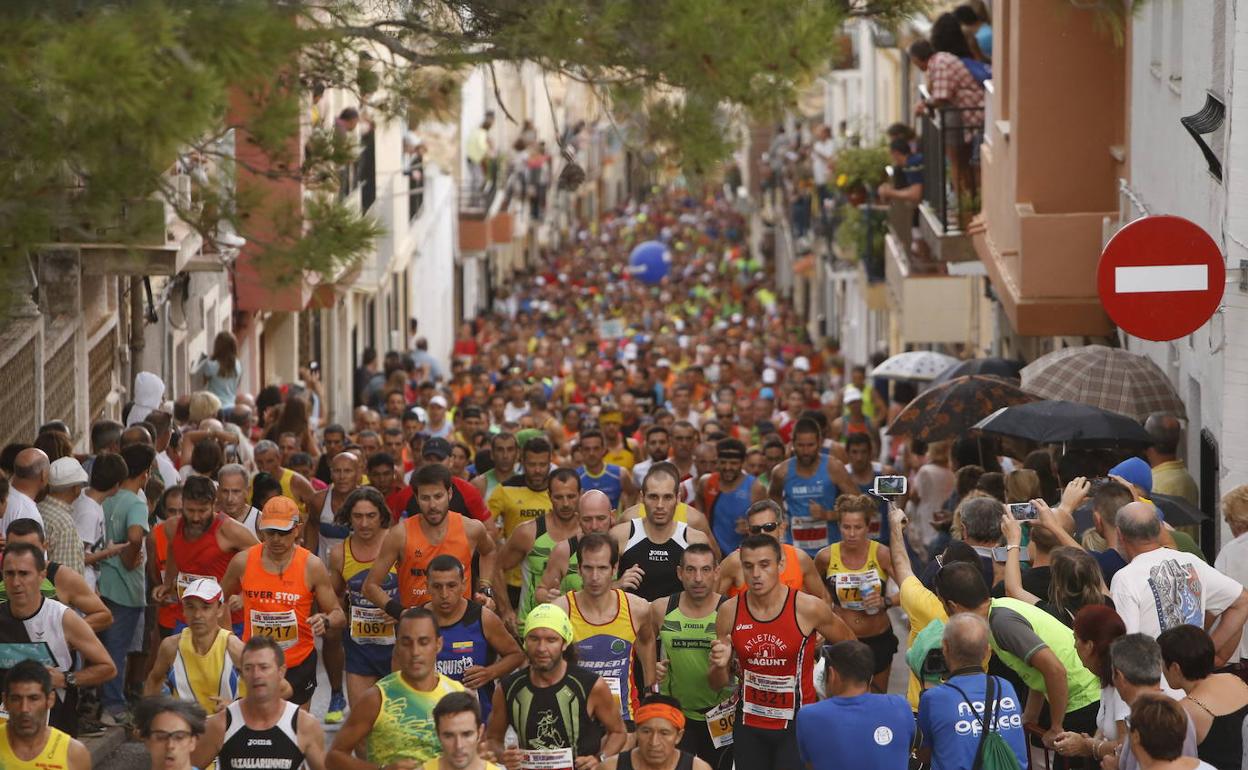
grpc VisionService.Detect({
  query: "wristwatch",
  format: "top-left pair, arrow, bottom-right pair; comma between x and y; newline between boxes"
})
64,671 -> 77,688
478,585 -> 495,598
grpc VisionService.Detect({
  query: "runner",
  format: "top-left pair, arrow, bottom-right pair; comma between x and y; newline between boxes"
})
843,433 -> 893,543
326,607 -> 467,768
325,487 -> 399,712
484,604 -> 627,766
425,691 -> 505,770
486,437 -> 554,608
631,425 -> 671,488
496,467 -> 582,622
304,450 -> 362,723
708,535 -> 855,770
649,543 -> 735,769
398,438 -> 491,523
613,464 -> 712,601
766,417 -> 857,557
470,431 -> 519,502
192,636 -> 327,770
0,542 -> 115,736
551,533 -> 656,728
0,518 -> 112,631
813,494 -> 899,693
220,496 -> 346,709
695,438 -> 756,556
0,661 -> 90,770
154,475 -> 258,634
253,440 -> 318,513
600,694 -> 714,770
577,429 -> 638,511
426,555 -> 524,720
716,501 -> 830,601
599,408 -> 640,471
366,464 -> 498,614
135,695 -> 207,770
539,489 -> 615,601
217,463 -> 261,535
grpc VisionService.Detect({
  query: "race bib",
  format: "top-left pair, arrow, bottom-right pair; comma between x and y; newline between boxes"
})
349,605 -> 395,645
706,694 -> 738,748
742,670 -> 796,721
832,572 -> 882,612
789,516 -> 828,551
521,748 -> 574,770
249,609 -> 298,649
603,676 -> 622,710
176,572 -> 215,598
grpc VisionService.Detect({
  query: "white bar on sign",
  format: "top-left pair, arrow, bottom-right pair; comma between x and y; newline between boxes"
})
1114,264 -> 1208,294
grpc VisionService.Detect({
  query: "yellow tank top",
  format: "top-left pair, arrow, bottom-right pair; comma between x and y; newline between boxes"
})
171,627 -> 242,714
566,589 -> 639,721
0,725 -> 71,769
278,467 -> 307,514
638,502 -> 689,523
344,537 -> 398,645
422,761 -> 503,770
604,445 -> 636,471
824,540 -> 886,612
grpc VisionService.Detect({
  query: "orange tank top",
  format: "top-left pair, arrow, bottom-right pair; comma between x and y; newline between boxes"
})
729,543 -> 805,598
398,512 -> 474,607
240,545 -> 315,666
152,520 -> 181,629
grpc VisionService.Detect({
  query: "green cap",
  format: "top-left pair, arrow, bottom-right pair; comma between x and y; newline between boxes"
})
524,603 -> 574,644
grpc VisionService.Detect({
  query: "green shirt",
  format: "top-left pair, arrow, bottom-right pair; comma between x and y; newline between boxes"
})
658,592 -> 735,720
988,597 -> 1101,713
100,489 -> 150,607
520,518 -> 559,621
368,672 -> 465,765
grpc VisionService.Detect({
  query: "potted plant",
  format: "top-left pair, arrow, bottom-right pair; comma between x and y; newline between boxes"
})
834,144 -> 890,205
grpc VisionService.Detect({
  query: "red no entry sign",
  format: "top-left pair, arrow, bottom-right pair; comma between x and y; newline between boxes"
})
1097,215 -> 1226,341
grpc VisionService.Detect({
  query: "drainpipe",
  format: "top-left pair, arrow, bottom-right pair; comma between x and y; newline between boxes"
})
129,275 -> 145,392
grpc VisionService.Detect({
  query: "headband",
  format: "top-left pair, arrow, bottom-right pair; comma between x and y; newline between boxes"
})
634,703 -> 686,730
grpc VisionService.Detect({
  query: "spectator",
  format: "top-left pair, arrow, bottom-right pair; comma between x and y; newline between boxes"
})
192,331 -> 242,406
38,457 -> 88,575
73,452 -> 127,591
4,447 -> 48,531
1213,484 -> 1248,663
796,640 -> 914,770
1144,413 -> 1199,506
917,612 -> 1028,770
1050,605 -> 1128,763
1024,449 -> 1062,505
954,3 -> 992,60
1157,624 -> 1248,770
877,138 -> 924,205
1110,502 -> 1248,667
1109,634 -> 1200,770
1123,693 -> 1212,770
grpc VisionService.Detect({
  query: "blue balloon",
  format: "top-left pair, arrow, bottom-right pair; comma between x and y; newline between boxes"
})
628,241 -> 670,285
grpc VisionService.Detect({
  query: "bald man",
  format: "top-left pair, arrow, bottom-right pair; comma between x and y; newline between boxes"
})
1110,501 -> 1248,665
5,448 -> 48,532
538,490 -> 616,602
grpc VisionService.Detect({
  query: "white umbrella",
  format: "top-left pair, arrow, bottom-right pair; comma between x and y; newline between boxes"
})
871,351 -> 960,382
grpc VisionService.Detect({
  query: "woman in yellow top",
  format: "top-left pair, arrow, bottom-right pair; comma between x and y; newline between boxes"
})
814,493 -> 900,693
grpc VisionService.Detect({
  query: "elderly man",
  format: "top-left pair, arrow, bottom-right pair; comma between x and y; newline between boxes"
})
1144,413 -> 1199,505
36,458 -> 88,574
5,448 -> 48,531
1111,501 -> 1248,666
1108,634 -> 1199,769
917,613 -> 1028,770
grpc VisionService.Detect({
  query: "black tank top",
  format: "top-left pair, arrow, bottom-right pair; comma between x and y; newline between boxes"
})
219,700 -> 304,770
617,749 -> 695,770
617,520 -> 690,601
501,664 -> 603,757
1193,699 -> 1248,770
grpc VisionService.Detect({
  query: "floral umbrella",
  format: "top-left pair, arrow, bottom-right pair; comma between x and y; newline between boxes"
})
888,375 -> 1036,443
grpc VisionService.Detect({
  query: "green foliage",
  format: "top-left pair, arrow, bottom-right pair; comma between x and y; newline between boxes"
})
835,203 -> 886,262
1065,0 -> 1150,47
835,144 -> 892,191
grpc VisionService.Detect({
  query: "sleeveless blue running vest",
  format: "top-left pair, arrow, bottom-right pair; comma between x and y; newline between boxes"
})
436,601 -> 495,718
578,465 -> 625,510
784,458 -> 841,554
710,473 -> 756,555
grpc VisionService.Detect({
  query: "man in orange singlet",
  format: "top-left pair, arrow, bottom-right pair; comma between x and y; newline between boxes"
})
363,464 -> 498,619
715,501 -> 828,602
220,496 -> 345,709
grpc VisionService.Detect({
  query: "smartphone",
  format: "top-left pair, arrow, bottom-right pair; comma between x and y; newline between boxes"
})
1008,502 -> 1038,521
872,475 -> 907,496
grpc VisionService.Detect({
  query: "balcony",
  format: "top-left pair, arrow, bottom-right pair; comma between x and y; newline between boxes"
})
458,181 -> 512,255
969,0 -> 1122,337
408,170 -> 424,222
339,130 -> 376,212
917,99 -> 982,263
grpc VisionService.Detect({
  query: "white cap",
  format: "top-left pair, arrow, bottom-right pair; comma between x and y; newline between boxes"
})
843,385 -> 864,404
48,457 -> 88,489
731,313 -> 743,325
656,358 -> 672,369
182,577 -> 223,604
793,356 -> 811,372
762,368 -> 778,385
429,395 -> 448,409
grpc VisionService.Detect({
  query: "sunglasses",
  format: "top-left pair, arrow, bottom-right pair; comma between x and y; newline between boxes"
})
749,522 -> 780,535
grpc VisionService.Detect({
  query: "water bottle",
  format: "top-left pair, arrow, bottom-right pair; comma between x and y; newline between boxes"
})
861,579 -> 880,615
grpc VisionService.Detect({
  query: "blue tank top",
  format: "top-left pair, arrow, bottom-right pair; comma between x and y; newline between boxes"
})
784,458 -> 841,556
578,465 -> 625,510
436,601 -> 495,718
710,473 -> 757,555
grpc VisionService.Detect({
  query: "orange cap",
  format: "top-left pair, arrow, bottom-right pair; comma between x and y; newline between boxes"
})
259,496 -> 300,532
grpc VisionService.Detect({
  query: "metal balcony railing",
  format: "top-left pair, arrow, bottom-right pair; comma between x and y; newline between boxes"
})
408,168 -> 424,222
919,101 -> 984,234
339,129 -> 376,211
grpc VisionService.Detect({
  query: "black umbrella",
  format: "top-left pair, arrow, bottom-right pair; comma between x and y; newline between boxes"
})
972,400 -> 1152,446
1150,493 -> 1208,527
930,357 -> 1024,386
